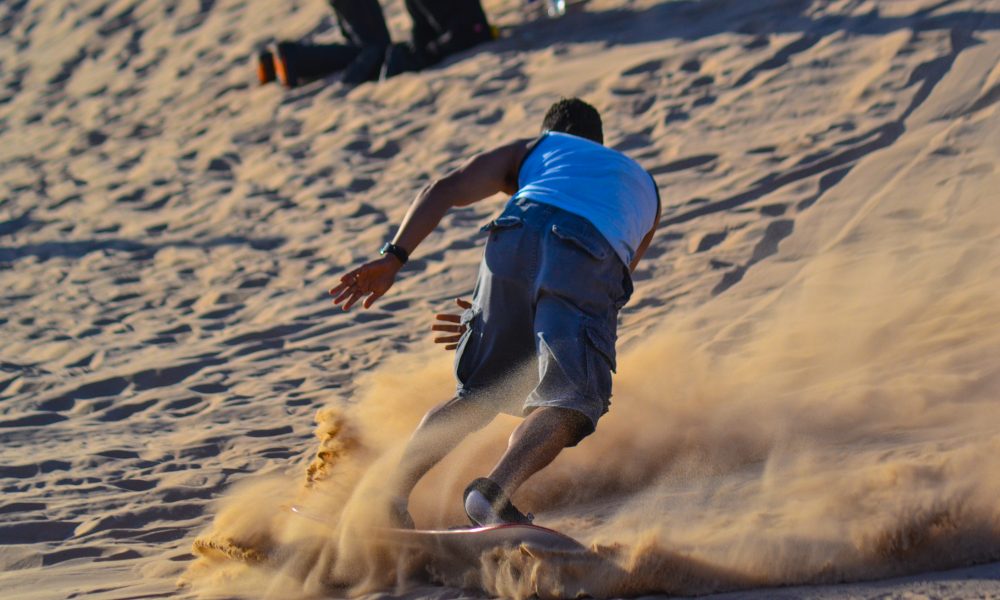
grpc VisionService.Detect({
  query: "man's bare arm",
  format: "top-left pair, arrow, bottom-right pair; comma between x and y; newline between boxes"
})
391,139 -> 529,253
629,203 -> 661,273
329,139 -> 531,310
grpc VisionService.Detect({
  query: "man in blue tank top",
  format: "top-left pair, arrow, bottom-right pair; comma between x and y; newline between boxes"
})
331,98 -> 661,527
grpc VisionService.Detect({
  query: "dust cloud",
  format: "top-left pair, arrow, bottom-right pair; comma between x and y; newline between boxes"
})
184,209 -> 1000,598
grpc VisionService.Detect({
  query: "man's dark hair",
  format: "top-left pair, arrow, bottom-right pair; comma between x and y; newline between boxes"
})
541,98 -> 603,144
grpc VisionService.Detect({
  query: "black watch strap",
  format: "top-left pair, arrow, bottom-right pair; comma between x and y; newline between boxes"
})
379,242 -> 409,265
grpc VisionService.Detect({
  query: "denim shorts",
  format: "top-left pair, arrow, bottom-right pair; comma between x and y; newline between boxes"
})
453,198 -> 633,439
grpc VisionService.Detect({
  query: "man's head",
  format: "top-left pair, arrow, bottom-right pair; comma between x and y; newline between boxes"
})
541,98 -> 603,145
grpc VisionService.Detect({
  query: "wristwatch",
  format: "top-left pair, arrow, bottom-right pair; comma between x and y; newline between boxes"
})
379,242 -> 409,265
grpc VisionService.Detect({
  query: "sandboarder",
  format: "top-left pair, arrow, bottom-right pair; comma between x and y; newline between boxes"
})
258,0 -> 494,88
330,98 -> 661,527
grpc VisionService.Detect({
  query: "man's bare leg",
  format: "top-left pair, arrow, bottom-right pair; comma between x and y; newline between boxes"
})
391,396 -> 495,510
487,407 -> 589,497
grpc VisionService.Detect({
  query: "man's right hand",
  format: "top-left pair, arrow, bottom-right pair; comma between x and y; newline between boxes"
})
329,255 -> 402,311
432,298 -> 472,350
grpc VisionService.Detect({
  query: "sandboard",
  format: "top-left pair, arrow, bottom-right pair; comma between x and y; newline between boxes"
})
288,504 -> 587,558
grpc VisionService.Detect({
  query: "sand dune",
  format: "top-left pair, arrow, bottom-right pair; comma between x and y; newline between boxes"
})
2,0 -> 1000,598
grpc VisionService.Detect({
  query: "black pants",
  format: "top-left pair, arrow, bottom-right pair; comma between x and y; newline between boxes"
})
278,0 -> 491,86
275,0 -> 389,87
406,0 -> 492,59
382,0 -> 493,77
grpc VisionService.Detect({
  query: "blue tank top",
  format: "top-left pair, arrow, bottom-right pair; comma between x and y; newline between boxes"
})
511,132 -> 659,266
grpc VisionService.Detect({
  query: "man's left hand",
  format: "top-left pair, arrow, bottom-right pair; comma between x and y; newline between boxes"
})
432,298 -> 472,350
329,256 -> 402,310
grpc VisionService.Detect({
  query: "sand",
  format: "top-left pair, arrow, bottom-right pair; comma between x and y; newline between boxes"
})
2,0 -> 1000,598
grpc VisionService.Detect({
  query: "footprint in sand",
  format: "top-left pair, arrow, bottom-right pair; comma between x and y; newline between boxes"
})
366,139 -> 401,159
664,108 -> 690,124
760,203 -> 787,217
692,94 -> 716,107
620,59 -> 664,77
712,219 -> 795,296
98,400 -> 159,422
165,396 -> 209,417
475,108 -> 504,125
649,154 -> 719,176
734,32 -> 822,87
689,230 -> 728,254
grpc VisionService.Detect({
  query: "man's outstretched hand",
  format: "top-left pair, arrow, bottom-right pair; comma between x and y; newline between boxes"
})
329,256 -> 402,310
432,298 -> 472,350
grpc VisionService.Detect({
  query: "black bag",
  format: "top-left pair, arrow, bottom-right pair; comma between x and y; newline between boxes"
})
405,0 -> 492,63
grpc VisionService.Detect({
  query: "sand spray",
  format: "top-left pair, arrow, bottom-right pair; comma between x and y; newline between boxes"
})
184,203 -> 1000,598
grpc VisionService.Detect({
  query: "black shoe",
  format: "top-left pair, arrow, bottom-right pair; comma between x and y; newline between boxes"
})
463,477 -> 533,526
274,42 -> 298,88
257,50 -> 276,85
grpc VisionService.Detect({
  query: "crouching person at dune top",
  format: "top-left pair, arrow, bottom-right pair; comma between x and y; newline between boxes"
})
258,0 -> 493,88
330,98 -> 661,528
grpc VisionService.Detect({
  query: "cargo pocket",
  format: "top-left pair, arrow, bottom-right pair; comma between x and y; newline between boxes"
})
483,215 -> 525,277
583,323 -> 617,412
551,220 -> 609,261
454,306 -> 483,386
